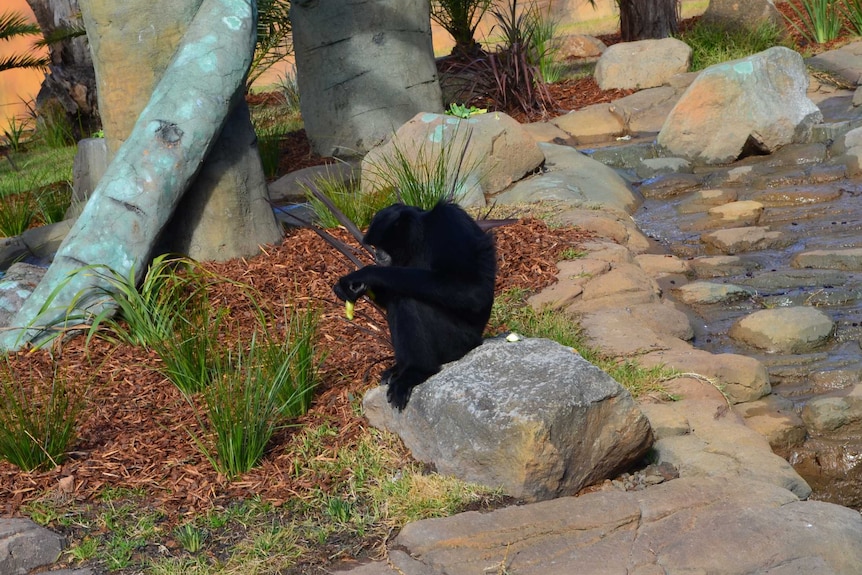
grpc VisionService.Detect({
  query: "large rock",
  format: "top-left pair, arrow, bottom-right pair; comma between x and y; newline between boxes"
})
657,47 -> 823,164
595,38 -> 691,90
493,143 -> 641,213
381,477 -> 857,575
363,337 -> 653,502
292,0 -> 442,157
0,518 -> 64,575
729,306 -> 835,353
361,112 -> 545,207
701,0 -> 785,31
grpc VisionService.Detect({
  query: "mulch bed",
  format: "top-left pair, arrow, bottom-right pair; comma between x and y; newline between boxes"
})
0,219 -> 590,518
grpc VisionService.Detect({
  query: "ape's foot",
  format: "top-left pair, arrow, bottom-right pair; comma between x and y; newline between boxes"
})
386,381 -> 413,411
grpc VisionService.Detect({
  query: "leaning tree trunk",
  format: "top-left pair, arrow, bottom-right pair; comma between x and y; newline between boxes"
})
80,0 -> 281,263
618,0 -> 679,41
25,0 -> 98,136
0,0 -> 274,352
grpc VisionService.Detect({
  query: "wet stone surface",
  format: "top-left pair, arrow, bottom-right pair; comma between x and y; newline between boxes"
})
632,144 -> 862,508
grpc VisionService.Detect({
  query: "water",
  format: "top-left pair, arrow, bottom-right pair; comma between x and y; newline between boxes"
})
632,148 -> 862,508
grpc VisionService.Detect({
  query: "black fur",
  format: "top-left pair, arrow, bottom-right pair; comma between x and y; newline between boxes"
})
333,202 -> 496,410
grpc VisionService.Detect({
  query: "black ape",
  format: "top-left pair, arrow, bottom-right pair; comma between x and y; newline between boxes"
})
333,202 -> 496,410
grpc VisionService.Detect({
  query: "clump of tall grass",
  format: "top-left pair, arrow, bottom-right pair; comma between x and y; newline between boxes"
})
303,168 -> 393,229
48,254 -> 322,476
783,0 -> 844,44
677,19 -> 793,71
190,322 -> 318,478
0,358 -> 83,471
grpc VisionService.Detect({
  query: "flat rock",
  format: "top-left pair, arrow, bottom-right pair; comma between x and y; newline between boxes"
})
673,280 -> 755,305
689,254 -> 760,278
791,247 -> 862,270
729,306 -> 835,353
494,143 -> 642,213
0,518 -> 64,575
701,225 -> 790,254
379,476 -> 852,575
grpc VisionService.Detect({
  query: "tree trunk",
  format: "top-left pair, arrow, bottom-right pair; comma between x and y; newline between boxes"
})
80,0 -> 282,262
25,0 -> 98,136
618,0 -> 679,41
0,0 -> 266,351
291,0 -> 443,157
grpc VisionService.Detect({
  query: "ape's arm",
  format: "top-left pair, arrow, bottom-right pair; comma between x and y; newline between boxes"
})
334,265 -> 490,312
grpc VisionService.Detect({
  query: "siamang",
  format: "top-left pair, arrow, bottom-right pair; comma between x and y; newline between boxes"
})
333,201 -> 497,410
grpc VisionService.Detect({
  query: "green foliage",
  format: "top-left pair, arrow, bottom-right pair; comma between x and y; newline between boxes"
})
64,255 -> 202,349
36,181 -> 72,225
174,523 -> 207,553
782,0 -> 844,44
279,72 -> 302,115
446,102 -> 488,118
2,114 -> 31,153
526,2 -> 564,84
0,10 -> 49,72
482,0 -> 555,115
33,102 -> 75,149
304,169 -> 393,229
366,126 -> 479,210
678,19 -> 793,71
247,0 -> 292,89
190,322 -> 320,478
0,188 -> 33,237
431,0 -> 493,55
255,125 -> 282,179
0,359 -> 83,471
843,0 -> 862,35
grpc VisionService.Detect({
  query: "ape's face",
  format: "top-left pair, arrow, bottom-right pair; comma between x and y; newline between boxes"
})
363,204 -> 425,267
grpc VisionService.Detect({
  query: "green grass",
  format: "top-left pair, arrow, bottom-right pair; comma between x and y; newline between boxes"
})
27,423 -> 500,574
677,19 -> 794,71
305,168 -> 395,229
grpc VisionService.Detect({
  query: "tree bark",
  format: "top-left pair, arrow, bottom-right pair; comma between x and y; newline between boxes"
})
618,0 -> 679,41
291,0 -> 442,157
25,0 -> 98,135
0,0 -> 261,351
80,0 -> 282,263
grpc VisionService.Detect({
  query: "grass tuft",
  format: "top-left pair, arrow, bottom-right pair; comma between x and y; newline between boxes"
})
678,19 -> 793,71
0,358 -> 83,471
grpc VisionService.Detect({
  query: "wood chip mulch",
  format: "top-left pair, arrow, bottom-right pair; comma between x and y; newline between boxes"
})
0,218 -> 590,519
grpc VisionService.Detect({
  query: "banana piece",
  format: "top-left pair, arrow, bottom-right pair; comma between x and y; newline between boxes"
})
345,300 -> 355,320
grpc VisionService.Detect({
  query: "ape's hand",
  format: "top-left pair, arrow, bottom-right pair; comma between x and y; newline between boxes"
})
333,272 -> 368,302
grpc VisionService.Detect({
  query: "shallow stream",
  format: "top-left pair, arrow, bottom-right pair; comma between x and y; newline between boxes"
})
631,145 -> 862,508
